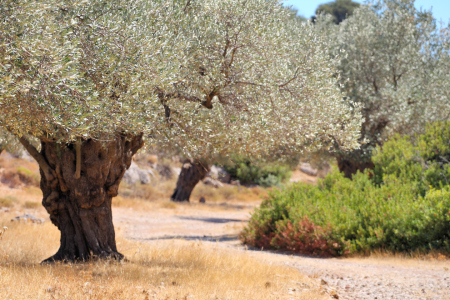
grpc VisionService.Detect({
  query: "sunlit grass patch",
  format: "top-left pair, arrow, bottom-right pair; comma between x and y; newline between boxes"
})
0,215 -> 325,300
0,196 -> 17,208
22,201 -> 41,209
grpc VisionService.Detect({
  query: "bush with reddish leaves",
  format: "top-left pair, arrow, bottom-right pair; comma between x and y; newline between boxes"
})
241,216 -> 345,257
271,218 -> 346,257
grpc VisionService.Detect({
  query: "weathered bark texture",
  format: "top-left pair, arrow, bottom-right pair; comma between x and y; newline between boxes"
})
171,159 -> 209,202
33,134 -> 143,263
337,156 -> 374,179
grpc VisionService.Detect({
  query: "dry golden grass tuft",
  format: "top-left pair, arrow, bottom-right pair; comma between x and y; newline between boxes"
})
0,214 -> 325,300
0,195 -> 17,208
22,201 -> 41,209
346,249 -> 450,270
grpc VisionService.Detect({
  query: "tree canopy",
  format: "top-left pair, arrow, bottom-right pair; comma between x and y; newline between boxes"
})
315,0 -> 360,24
0,0 -> 361,159
315,0 -> 450,173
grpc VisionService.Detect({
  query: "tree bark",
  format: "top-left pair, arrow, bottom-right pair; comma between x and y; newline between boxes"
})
337,156 -> 374,179
171,159 -> 209,202
31,134 -> 143,263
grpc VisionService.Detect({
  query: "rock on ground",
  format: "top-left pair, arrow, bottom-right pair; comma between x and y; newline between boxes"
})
123,162 -> 152,185
203,177 -> 224,188
299,162 -> 318,176
207,165 -> 231,183
11,214 -> 45,224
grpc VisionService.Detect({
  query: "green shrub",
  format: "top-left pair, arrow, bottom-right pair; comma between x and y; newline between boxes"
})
373,122 -> 450,193
221,157 -> 291,187
242,122 -> 450,256
241,170 -> 450,256
372,134 -> 427,194
418,121 -> 450,189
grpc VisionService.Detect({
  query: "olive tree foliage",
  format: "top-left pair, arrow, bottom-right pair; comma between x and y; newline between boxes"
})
0,130 -> 20,153
0,0 -> 187,142
151,0 -> 362,161
315,0 -> 450,176
0,0 -> 362,261
0,0 -> 362,161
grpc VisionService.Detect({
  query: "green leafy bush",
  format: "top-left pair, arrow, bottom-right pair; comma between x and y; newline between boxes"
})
241,171 -> 450,255
221,157 -> 292,187
242,122 -> 450,256
373,122 -> 450,193
372,134 -> 426,194
418,121 -> 450,189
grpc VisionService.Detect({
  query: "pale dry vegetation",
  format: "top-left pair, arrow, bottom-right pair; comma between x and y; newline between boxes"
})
0,153 -> 40,189
346,249 -> 450,270
0,212 -> 325,300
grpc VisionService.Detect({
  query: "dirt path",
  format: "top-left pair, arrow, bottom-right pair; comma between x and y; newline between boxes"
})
114,203 -> 450,300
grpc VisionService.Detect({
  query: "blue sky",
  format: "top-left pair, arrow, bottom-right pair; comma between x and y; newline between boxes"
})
283,0 -> 450,25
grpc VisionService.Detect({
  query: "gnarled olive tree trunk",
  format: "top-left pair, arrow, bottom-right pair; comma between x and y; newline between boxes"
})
337,156 -> 374,179
336,119 -> 386,178
20,134 -> 143,263
171,159 -> 209,202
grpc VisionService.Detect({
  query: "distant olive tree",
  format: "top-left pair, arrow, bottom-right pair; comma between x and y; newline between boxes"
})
0,0 -> 361,262
315,0 -> 450,177
315,0 -> 360,24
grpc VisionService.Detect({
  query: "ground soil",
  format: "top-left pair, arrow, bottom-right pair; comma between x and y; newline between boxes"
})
114,202 -> 450,300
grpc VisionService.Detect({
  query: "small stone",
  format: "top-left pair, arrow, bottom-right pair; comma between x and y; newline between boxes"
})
199,197 -> 206,203
320,279 -> 328,285
11,214 -> 44,224
330,291 -> 339,299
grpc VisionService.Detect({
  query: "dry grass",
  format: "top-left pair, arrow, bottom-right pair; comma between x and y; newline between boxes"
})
0,195 -> 17,208
22,201 -> 41,209
346,249 -> 450,270
0,185 -> 43,211
0,214 -> 325,300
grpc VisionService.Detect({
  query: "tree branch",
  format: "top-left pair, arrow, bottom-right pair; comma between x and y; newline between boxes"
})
19,136 -> 54,181
74,140 -> 81,179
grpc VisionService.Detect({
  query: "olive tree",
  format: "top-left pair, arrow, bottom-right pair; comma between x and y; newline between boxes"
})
153,1 -> 362,201
0,0 -> 361,262
315,0 -> 450,177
